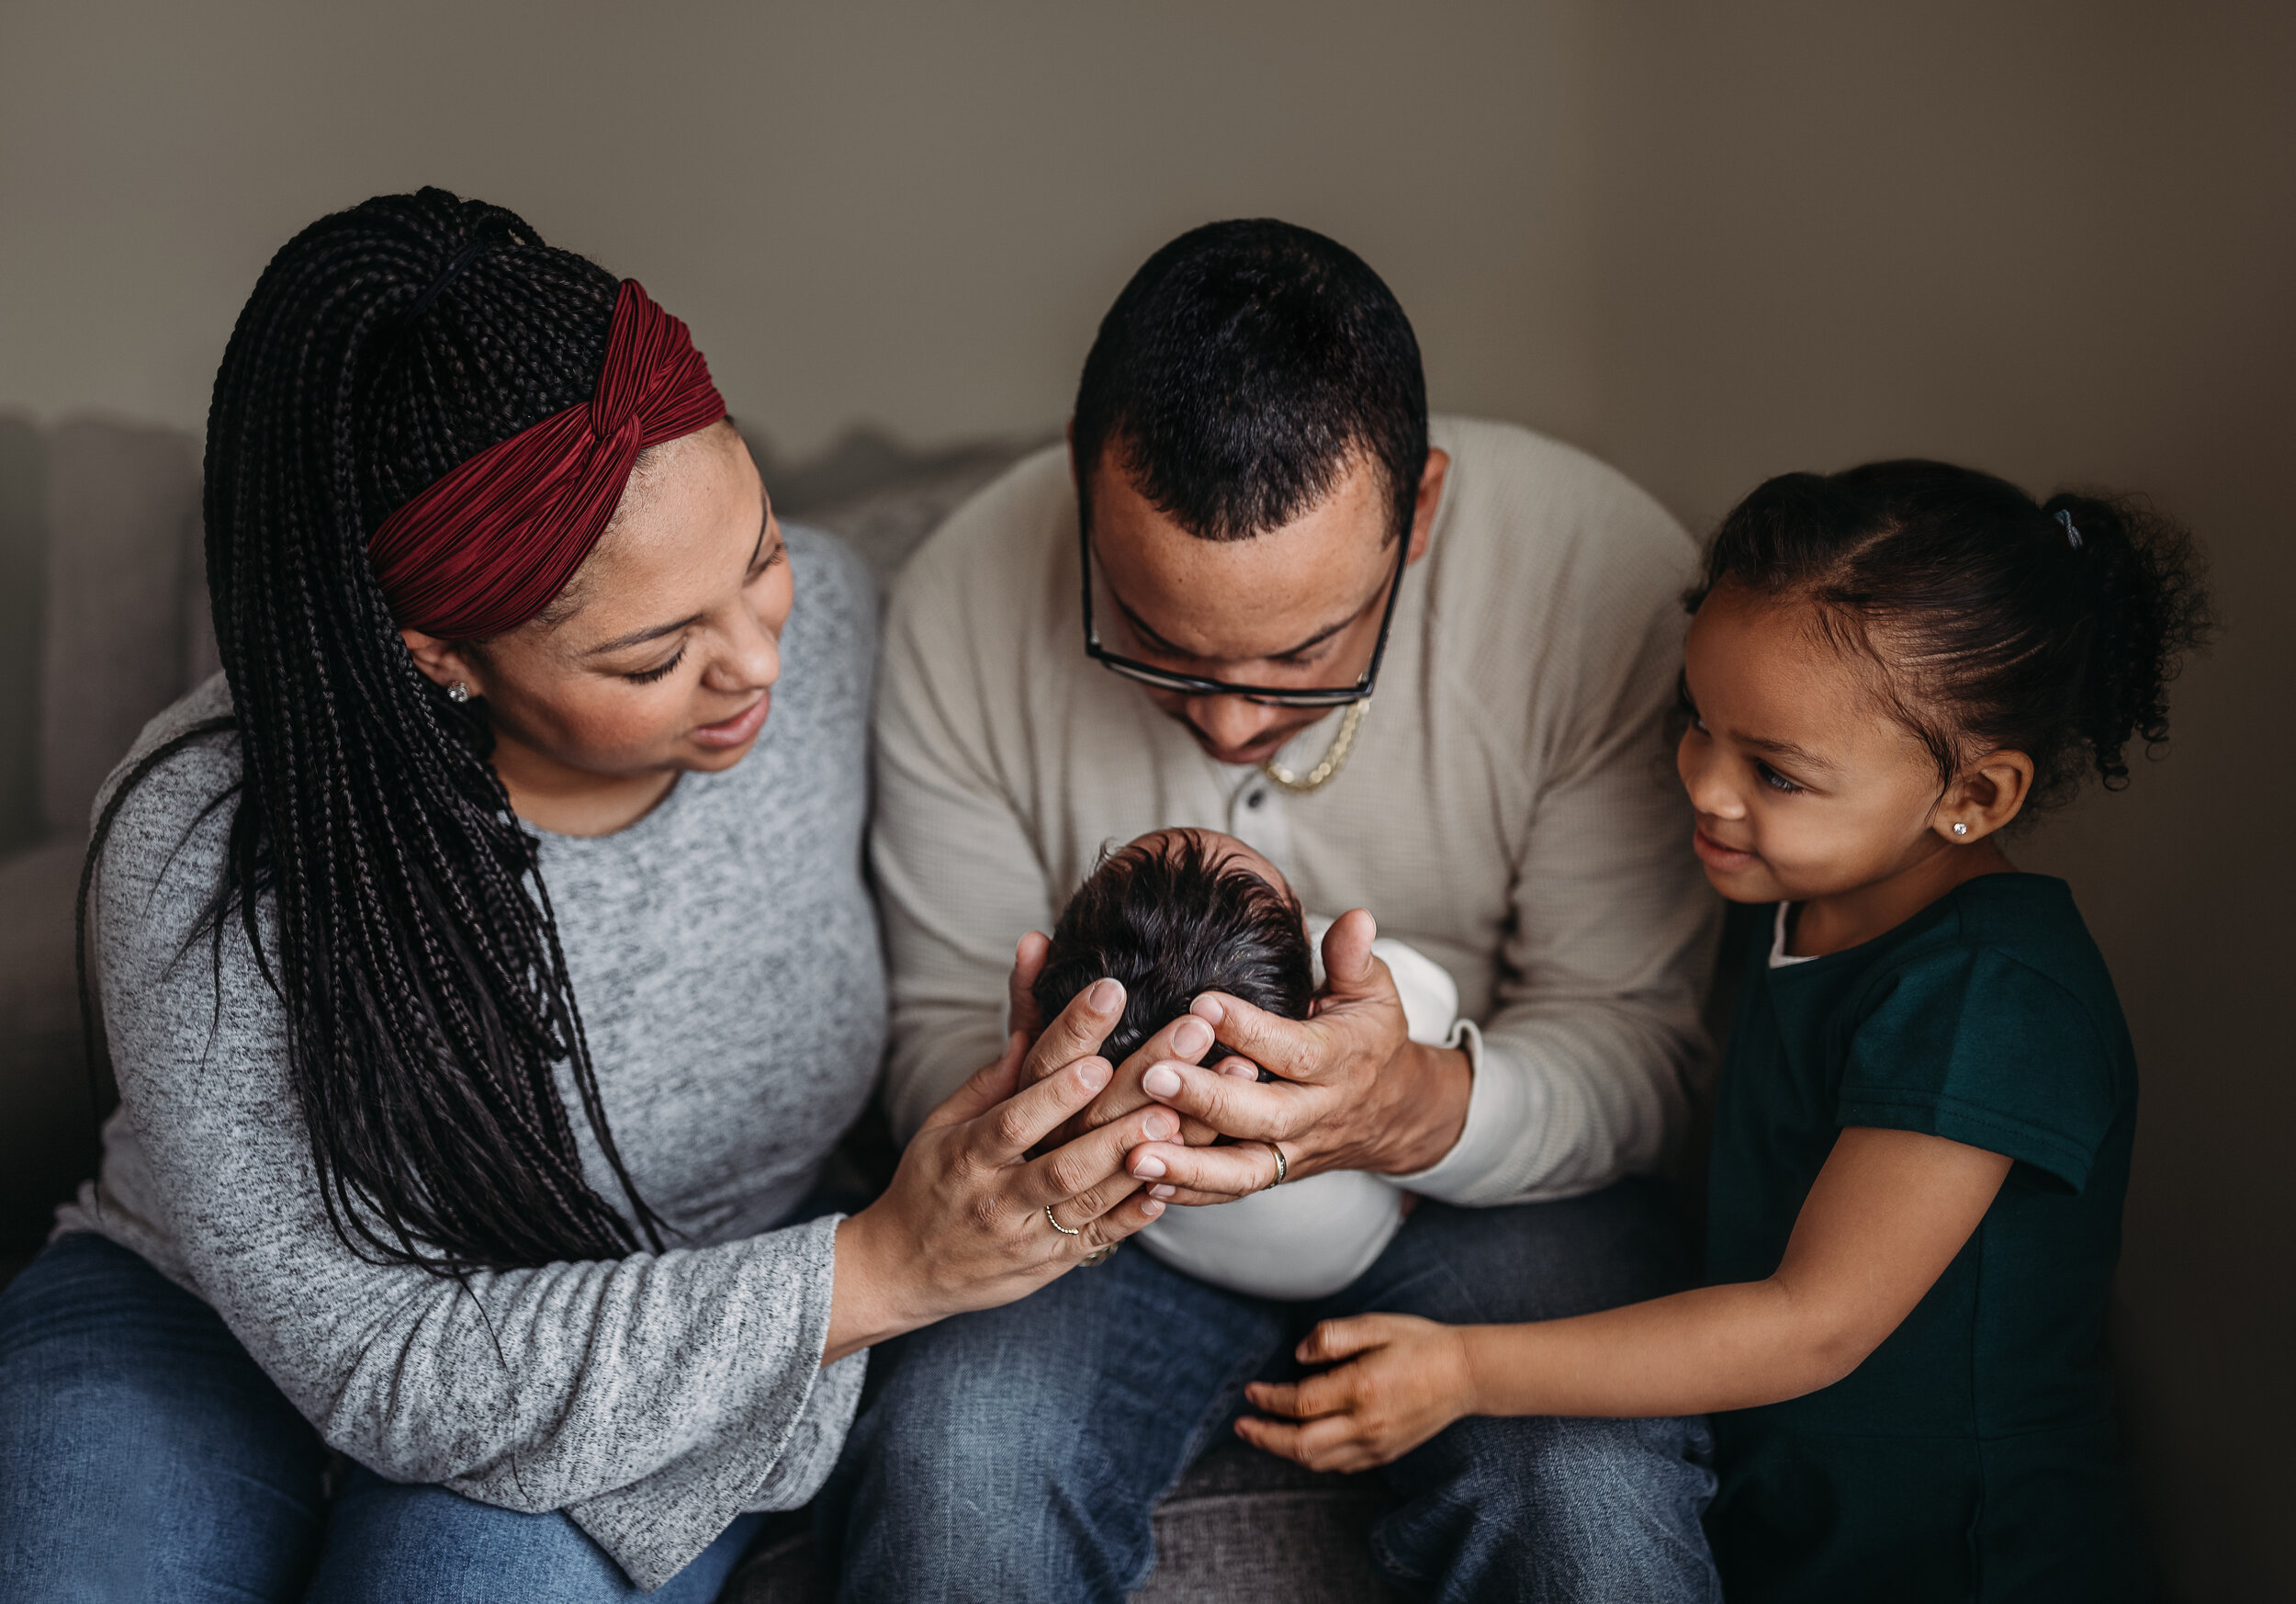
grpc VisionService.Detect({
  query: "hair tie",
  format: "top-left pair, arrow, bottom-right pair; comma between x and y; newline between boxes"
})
366,279 -> 726,638
2056,508 -> 2084,551
401,221 -> 509,331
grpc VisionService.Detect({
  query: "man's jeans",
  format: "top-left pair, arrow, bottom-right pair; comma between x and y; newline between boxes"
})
0,1232 -> 761,1603
819,1180 -> 1721,1604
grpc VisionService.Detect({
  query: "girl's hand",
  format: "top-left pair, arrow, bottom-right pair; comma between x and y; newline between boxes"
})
825,980 -> 1178,1362
1235,1313 -> 1480,1473
1242,1127 -> 2015,1440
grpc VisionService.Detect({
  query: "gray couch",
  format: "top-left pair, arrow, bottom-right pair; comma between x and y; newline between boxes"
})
0,412 -> 1402,1604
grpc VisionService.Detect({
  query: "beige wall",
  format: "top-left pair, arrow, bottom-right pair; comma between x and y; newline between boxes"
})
5,2 -> 2290,1596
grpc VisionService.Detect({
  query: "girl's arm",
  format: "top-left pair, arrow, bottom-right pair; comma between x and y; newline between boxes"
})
1236,1125 -> 2011,1473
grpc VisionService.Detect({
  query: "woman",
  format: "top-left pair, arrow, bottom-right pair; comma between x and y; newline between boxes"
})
0,189 -> 1176,1602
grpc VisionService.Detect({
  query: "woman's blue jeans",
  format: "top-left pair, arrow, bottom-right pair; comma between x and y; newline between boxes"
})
0,1232 -> 761,1603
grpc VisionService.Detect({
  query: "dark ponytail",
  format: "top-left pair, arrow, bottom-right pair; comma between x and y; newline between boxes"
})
1688,459 -> 2213,810
2037,490 -> 2209,792
83,188 -> 667,1274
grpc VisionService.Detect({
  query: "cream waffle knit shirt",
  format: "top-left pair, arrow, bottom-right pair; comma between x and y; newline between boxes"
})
872,418 -> 1719,1209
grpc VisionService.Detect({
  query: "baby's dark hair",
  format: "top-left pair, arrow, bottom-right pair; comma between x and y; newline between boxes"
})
1034,831 -> 1314,1064
1688,459 -> 2213,811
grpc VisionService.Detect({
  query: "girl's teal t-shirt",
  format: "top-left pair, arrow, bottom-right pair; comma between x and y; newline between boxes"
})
1705,874 -> 2150,1603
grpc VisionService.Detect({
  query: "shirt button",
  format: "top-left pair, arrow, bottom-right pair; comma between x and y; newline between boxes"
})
1245,788 -> 1266,810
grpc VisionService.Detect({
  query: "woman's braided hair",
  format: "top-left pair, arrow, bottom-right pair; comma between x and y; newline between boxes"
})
84,188 -> 668,1273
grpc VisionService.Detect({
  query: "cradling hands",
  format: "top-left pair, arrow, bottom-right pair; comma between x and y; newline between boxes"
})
1120,909 -> 1470,1201
1006,932 -> 1242,1168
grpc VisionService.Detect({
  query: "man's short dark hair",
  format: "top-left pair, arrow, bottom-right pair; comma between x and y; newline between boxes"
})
1033,832 -> 1313,1065
1072,219 -> 1428,548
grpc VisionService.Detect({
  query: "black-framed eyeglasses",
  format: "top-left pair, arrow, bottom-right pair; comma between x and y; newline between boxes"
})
1079,521 -> 1409,708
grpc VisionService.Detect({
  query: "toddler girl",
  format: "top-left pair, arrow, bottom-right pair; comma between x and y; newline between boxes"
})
1234,459 -> 2210,1603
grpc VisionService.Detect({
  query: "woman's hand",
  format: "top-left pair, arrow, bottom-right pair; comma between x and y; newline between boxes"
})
1006,931 -> 1231,1169
1235,1314 -> 1479,1473
824,979 -> 1182,1363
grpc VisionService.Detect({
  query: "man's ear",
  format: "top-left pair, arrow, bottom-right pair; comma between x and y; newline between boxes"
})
400,628 -> 485,698
1935,749 -> 2035,845
1407,448 -> 1450,565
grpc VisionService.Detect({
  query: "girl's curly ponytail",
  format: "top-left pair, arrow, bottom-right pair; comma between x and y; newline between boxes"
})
2039,491 -> 2212,791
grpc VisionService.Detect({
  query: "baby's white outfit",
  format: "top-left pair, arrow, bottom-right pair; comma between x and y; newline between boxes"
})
1134,920 -> 1460,1300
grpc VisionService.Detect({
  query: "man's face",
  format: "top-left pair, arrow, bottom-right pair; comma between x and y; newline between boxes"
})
1081,446 -> 1443,766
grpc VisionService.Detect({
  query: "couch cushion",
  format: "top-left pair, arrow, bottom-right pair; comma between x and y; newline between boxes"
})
0,414 -> 45,858
0,835 -> 100,1257
762,427 -> 1042,596
37,418 -> 205,838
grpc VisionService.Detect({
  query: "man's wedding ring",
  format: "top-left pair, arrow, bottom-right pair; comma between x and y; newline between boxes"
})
1048,1204 -> 1117,1266
1261,1142 -> 1289,1189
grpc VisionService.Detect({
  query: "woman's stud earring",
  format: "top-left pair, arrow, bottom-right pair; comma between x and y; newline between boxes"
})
1952,821 -> 1969,836
447,681 -> 472,704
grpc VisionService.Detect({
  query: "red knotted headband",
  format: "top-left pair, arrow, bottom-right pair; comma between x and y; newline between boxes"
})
366,279 -> 727,638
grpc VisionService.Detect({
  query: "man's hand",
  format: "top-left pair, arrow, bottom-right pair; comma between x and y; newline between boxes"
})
1120,910 -> 1473,1198
1234,1314 -> 1479,1473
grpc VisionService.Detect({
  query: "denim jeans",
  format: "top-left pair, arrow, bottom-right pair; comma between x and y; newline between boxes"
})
819,1180 -> 1721,1604
0,1232 -> 761,1603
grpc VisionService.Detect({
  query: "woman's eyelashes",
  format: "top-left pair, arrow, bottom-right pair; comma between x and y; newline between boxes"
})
620,547 -> 780,685
625,645 -> 687,685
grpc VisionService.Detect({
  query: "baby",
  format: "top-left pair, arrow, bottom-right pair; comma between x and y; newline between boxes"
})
1032,829 -> 1458,1301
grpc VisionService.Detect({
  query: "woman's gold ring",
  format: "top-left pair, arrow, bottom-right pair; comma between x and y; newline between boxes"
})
1261,1142 -> 1289,1189
1044,1203 -> 1081,1237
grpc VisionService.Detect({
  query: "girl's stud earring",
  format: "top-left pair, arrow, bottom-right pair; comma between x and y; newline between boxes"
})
1952,821 -> 1969,836
447,681 -> 472,704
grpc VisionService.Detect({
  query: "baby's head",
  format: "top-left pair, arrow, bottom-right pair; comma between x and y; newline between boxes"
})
1033,829 -> 1313,1065
1677,458 -> 2212,905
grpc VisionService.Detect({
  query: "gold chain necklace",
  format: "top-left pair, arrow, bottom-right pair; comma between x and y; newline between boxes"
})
1258,699 -> 1370,795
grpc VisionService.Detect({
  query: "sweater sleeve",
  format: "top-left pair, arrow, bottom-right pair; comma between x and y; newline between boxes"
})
1394,487 -> 1720,1206
90,747 -> 856,1591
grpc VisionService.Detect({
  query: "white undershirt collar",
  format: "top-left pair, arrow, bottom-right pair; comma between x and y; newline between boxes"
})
1769,901 -> 1818,968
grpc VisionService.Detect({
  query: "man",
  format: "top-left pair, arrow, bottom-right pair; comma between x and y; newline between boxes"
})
827,220 -> 1722,1602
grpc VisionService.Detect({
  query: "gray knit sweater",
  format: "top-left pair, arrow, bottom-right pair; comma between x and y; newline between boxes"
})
54,526 -> 886,1590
